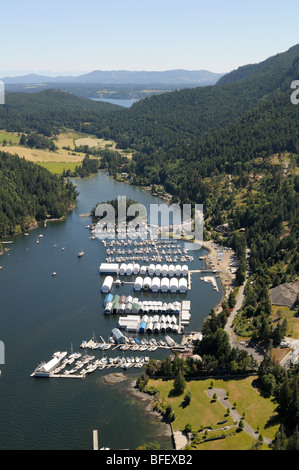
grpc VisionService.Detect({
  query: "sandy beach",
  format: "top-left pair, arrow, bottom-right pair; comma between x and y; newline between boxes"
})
202,240 -> 237,307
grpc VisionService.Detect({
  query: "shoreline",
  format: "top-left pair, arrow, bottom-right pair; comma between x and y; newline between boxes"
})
201,239 -> 236,311
101,372 -> 173,445
126,378 -> 173,440
0,205 -> 76,242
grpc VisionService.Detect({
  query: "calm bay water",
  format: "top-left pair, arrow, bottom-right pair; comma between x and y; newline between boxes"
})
0,171 -> 222,450
92,98 -> 138,107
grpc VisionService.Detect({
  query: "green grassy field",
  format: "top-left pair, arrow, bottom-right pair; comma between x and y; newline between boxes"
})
37,161 -> 80,175
0,130 -> 21,145
1,128 -> 132,171
148,376 -> 279,450
271,305 -> 299,339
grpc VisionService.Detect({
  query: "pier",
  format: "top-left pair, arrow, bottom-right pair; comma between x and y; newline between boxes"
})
49,373 -> 84,379
93,430 -> 99,450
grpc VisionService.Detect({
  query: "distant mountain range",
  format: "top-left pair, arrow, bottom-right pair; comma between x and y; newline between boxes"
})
0,69 -> 224,86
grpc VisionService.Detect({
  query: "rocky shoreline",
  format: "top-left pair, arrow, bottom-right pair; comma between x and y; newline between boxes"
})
101,372 -> 172,440
126,378 -> 172,439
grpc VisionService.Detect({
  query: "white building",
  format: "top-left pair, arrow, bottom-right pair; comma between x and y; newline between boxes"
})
170,277 -> 179,293
143,277 -> 152,291
126,263 -> 133,276
161,264 -> 169,276
101,276 -> 114,293
140,265 -> 147,275
146,322 -> 153,333
155,264 -> 162,276
175,264 -> 182,276
168,265 -> 175,277
181,310 -> 191,325
181,265 -> 189,276
148,264 -> 155,276
134,276 -> 144,291
182,300 -> 191,311
99,263 -> 119,274
179,278 -> 188,293
161,277 -> 170,293
118,303 -> 126,314
133,263 -> 140,275
119,263 -> 127,276
125,302 -> 133,314
104,302 -> 113,314
151,277 -> 161,293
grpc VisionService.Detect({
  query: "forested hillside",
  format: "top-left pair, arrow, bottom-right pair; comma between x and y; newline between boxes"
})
93,44 -> 299,151
0,89 -> 120,136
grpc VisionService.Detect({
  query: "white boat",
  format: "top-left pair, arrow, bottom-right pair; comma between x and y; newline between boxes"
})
32,351 -> 68,377
78,251 -> 85,258
85,363 -> 97,374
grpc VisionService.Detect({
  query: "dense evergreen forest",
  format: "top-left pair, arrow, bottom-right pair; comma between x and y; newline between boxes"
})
19,132 -> 57,151
0,89 -> 121,136
0,151 -> 77,237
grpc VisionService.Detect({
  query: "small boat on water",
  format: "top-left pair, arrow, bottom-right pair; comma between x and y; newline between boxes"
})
78,251 -> 85,258
52,272 -> 57,277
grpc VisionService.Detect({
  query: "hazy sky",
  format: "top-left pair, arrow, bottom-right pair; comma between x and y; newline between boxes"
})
0,0 -> 298,75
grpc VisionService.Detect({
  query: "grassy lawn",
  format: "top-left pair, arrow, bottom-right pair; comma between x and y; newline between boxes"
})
195,428 -> 269,450
37,161 -> 81,175
1,128 -> 133,168
0,129 -> 21,145
271,305 -> 299,339
149,376 -> 279,450
152,379 -> 235,431
0,129 -> 93,174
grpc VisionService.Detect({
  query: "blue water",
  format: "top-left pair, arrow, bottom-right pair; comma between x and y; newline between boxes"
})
92,98 -> 138,108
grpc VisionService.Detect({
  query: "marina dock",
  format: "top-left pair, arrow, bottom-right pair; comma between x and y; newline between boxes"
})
93,430 -> 99,451
31,228 -> 211,382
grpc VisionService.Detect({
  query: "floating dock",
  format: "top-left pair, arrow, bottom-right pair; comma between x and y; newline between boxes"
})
93,430 -> 99,451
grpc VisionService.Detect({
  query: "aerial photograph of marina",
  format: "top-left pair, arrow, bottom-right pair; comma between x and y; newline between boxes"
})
0,0 -> 299,458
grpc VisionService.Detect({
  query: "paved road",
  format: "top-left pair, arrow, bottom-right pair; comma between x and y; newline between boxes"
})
224,258 -> 265,364
206,388 -> 272,446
